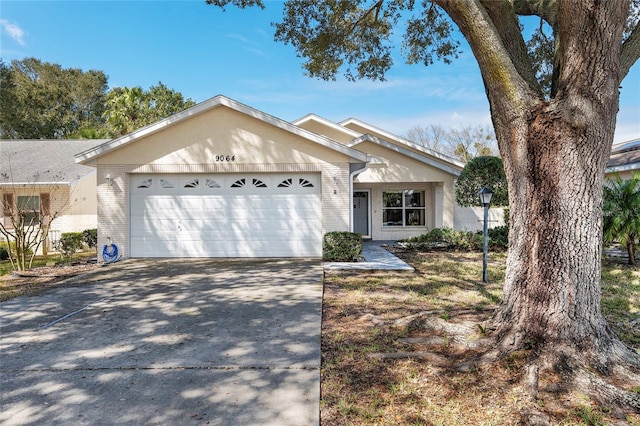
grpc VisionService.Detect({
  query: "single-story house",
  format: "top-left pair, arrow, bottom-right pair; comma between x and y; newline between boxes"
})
606,138 -> 640,181
76,95 -> 501,258
1,139 -> 106,252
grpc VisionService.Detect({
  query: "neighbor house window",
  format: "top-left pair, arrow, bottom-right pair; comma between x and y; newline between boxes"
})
382,190 -> 426,227
17,195 -> 40,225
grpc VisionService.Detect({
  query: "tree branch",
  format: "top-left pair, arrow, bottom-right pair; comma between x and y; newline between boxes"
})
512,0 -> 558,30
480,0 -> 541,94
433,0 -> 538,122
620,21 -> 640,81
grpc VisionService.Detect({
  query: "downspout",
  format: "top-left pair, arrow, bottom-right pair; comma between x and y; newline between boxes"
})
349,159 -> 370,232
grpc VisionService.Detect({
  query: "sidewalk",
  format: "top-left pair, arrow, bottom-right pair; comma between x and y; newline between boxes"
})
324,241 -> 414,272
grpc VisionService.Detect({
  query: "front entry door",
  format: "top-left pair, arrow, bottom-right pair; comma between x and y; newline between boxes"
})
353,191 -> 369,237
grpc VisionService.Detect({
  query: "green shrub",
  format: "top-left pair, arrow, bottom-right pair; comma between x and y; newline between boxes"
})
323,231 -> 362,261
487,225 -> 509,250
82,228 -> 97,248
58,232 -> 84,259
0,246 -> 8,261
401,227 -> 482,251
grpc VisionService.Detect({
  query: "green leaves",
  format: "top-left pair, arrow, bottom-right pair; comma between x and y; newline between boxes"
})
455,156 -> 508,207
102,82 -> 196,137
0,58 -> 108,139
603,172 -> 640,265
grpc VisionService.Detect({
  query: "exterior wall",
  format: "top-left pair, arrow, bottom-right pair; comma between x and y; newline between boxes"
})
453,205 -> 505,231
351,140 -> 457,241
1,180 -> 97,254
94,106 -> 354,258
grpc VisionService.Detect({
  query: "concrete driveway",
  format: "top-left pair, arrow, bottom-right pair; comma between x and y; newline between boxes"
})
0,258 -> 323,425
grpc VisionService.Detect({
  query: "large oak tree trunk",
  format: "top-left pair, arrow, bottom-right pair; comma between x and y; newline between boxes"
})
440,0 -> 640,410
492,104 -> 614,357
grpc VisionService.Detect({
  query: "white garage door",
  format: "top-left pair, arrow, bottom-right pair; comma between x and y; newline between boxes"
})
130,173 -> 322,257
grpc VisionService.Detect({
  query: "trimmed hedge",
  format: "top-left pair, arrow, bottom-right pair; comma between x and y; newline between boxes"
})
82,228 -> 97,248
323,232 -> 362,261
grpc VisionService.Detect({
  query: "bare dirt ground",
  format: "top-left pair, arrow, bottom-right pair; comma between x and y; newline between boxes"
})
0,262 -> 101,301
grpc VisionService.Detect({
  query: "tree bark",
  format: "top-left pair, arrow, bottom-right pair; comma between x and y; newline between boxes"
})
438,0 -> 638,368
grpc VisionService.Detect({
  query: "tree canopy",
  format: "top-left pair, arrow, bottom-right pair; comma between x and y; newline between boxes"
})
455,156 -> 508,207
0,58 -> 108,139
405,124 -> 498,163
103,83 -> 196,137
0,58 -> 195,139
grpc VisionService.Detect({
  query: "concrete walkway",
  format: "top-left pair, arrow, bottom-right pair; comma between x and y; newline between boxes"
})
324,241 -> 414,272
0,259 -> 322,426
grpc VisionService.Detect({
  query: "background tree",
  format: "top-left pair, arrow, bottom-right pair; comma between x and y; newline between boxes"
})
455,156 -> 508,207
0,58 -> 108,139
206,0 -> 640,410
603,172 -> 640,265
406,123 -> 498,162
103,82 -> 196,137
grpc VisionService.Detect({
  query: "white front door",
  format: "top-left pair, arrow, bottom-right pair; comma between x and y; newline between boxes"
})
130,174 -> 322,257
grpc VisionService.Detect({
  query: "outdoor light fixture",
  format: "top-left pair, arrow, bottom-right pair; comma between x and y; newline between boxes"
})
105,174 -> 113,186
478,187 -> 494,283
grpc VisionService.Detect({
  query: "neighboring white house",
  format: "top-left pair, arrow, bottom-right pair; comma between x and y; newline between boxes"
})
606,138 -> 640,181
74,95 -> 507,259
1,139 -> 106,252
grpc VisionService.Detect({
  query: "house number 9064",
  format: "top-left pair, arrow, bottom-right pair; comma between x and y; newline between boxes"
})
215,155 -> 236,162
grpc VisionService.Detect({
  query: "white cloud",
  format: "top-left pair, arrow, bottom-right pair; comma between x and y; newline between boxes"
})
0,19 -> 26,46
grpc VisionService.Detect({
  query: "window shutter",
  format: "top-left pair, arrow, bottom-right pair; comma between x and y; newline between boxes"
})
2,193 -> 14,228
40,193 -> 50,226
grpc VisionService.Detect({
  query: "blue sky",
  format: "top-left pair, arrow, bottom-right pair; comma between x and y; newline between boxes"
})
1,0 -> 639,143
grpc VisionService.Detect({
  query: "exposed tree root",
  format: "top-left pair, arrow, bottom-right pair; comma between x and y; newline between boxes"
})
389,313 -> 640,415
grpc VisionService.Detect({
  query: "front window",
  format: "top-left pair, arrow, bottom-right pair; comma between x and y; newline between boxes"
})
17,195 -> 40,225
382,190 -> 426,227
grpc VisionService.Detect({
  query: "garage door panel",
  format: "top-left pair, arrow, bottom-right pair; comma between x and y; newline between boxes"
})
130,173 -> 322,258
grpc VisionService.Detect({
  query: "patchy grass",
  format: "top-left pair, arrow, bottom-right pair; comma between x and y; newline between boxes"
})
321,250 -> 640,425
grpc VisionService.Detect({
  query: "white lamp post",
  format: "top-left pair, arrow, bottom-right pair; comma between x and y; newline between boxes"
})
478,187 -> 494,283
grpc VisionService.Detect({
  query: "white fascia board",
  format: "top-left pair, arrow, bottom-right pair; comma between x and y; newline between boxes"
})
340,117 -> 465,168
0,182 -> 71,187
606,163 -> 640,174
292,114 -> 363,139
349,134 -> 461,177
76,95 -> 368,164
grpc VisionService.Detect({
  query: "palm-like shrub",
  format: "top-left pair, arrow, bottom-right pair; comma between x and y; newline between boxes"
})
603,172 -> 640,265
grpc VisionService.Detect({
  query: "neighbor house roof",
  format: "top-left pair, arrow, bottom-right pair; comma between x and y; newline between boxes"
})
607,137 -> 640,175
75,95 -> 369,165
1,139 -> 107,186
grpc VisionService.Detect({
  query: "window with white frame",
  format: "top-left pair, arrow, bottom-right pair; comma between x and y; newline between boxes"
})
382,190 -> 426,227
17,195 -> 40,225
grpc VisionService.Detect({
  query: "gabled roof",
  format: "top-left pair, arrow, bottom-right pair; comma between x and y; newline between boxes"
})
1,139 -> 106,186
76,95 -> 369,165
607,137 -> 640,174
339,117 -> 465,169
348,134 -> 462,177
292,114 -> 362,140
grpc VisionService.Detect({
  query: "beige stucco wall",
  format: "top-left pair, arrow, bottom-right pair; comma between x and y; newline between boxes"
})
351,141 -> 456,240
93,106 -> 355,258
453,205 -> 506,232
